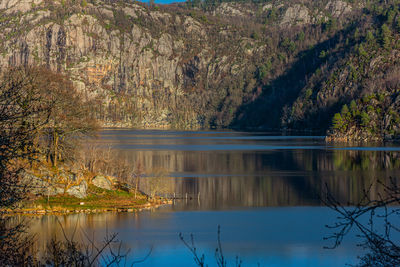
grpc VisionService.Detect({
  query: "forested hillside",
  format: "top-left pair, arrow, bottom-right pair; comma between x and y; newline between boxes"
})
1,0 -> 399,140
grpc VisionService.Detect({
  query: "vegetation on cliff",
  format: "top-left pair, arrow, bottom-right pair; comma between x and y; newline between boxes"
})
297,0 -> 400,141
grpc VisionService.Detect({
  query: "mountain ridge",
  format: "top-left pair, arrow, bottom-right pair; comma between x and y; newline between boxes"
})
1,0 -> 399,140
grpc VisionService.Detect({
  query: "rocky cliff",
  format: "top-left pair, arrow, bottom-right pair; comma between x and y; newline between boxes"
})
3,0 -> 395,136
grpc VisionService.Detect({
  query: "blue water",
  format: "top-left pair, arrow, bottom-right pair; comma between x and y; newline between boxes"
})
31,130 -> 400,266
32,207 -> 361,266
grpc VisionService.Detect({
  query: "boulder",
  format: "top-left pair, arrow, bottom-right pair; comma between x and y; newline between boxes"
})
92,175 -> 113,190
21,172 -> 48,194
22,172 -> 64,196
46,185 -> 65,196
67,180 -> 88,199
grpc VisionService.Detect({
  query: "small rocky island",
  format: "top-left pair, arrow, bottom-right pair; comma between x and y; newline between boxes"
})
9,167 -> 171,215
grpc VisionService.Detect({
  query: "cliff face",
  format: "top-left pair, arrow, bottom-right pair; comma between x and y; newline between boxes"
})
0,0 -> 371,130
1,0 -> 209,128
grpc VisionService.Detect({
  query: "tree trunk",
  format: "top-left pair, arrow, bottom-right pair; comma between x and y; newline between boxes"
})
53,131 -> 59,167
135,175 -> 140,199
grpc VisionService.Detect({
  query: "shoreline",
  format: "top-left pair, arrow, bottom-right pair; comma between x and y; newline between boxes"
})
1,199 -> 172,216
102,127 -> 400,143
101,125 -> 326,135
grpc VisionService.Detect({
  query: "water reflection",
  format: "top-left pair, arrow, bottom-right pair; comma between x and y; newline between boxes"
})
25,130 -> 400,266
93,129 -> 400,209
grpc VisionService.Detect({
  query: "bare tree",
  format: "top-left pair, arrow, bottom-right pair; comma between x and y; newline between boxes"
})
0,218 -> 37,265
45,222 -> 129,266
0,67 -> 53,265
141,167 -> 173,199
36,68 -> 98,168
180,225 -> 242,267
0,66 -> 52,206
324,178 -> 400,266
132,161 -> 144,199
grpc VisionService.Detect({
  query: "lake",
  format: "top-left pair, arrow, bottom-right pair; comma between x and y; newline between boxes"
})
27,129 -> 400,266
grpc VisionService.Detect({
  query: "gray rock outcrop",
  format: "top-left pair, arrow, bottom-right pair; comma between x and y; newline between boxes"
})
280,4 -> 311,26
92,175 -> 113,190
66,180 -> 88,199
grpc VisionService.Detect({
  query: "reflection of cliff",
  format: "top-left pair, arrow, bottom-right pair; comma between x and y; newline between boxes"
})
109,147 -> 400,209
171,174 -> 399,210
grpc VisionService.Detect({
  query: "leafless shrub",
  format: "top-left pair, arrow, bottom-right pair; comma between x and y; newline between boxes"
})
44,229 -> 128,266
323,178 -> 400,266
140,167 -> 173,199
42,218 -> 153,267
79,145 -> 171,199
180,225 -> 242,267
0,66 -> 52,206
0,218 -> 37,266
79,144 -> 135,183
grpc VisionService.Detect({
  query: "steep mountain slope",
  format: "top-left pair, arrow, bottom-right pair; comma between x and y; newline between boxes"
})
1,0 -> 399,140
279,1 -> 400,140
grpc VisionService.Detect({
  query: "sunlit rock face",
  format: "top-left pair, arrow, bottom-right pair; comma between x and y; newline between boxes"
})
0,0 -> 361,129
92,175 -> 113,191
280,4 -> 311,26
325,0 -> 353,17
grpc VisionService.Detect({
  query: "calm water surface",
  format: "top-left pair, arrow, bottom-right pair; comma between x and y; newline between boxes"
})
29,129 -> 400,266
